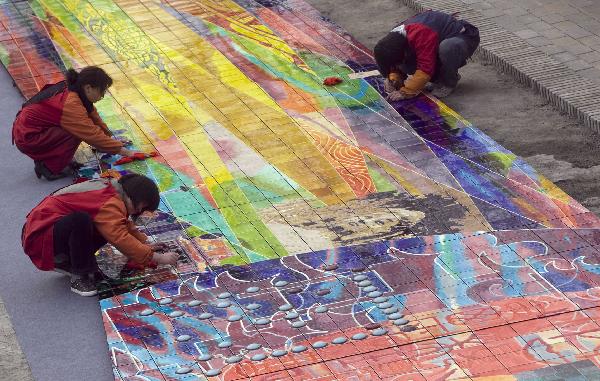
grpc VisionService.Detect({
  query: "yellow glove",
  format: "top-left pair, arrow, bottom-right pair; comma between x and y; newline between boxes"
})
400,69 -> 431,96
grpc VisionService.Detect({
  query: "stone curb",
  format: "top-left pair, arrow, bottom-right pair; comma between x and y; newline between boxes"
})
401,0 -> 600,132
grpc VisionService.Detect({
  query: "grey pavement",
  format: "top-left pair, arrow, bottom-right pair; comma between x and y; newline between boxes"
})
468,0 -> 600,84
0,66 -> 113,380
0,298 -> 33,381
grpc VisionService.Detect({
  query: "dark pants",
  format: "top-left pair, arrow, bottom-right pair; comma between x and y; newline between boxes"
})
400,31 -> 480,88
53,212 -> 106,275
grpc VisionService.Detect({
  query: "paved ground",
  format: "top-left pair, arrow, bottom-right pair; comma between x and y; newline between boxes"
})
468,0 -> 600,85
0,298 -> 32,381
1,0 -> 600,380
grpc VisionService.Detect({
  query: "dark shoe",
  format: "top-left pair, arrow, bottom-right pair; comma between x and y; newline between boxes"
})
34,161 -> 68,181
431,85 -> 455,98
70,277 -> 98,297
53,261 -> 72,276
69,161 -> 83,171
90,270 -> 106,283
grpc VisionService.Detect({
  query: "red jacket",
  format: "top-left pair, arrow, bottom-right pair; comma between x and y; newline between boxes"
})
394,10 -> 470,76
22,179 -> 152,271
12,81 -> 122,174
390,11 -> 476,95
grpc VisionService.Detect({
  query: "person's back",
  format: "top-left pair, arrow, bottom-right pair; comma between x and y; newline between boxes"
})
11,66 -> 144,180
403,10 -> 471,42
23,178 -> 128,271
22,175 -> 178,296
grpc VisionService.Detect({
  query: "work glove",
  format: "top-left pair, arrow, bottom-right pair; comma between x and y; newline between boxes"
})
401,69 -> 431,96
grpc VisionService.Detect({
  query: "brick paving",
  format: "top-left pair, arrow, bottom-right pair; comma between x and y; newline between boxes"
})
466,0 -> 600,85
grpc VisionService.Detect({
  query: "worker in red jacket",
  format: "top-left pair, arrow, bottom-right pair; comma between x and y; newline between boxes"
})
12,66 -> 144,180
374,10 -> 480,99
21,174 -> 178,296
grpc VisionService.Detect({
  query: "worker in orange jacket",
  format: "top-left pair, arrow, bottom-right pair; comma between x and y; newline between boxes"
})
21,174 -> 178,296
12,66 -> 145,180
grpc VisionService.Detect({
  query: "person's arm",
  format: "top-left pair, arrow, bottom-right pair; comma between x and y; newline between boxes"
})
384,72 -> 406,93
94,197 -> 153,265
127,220 -> 148,243
89,107 -> 112,137
60,93 -> 123,154
400,24 -> 438,96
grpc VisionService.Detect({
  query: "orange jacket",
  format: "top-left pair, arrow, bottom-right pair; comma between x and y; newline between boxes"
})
22,179 -> 152,270
12,81 -> 123,173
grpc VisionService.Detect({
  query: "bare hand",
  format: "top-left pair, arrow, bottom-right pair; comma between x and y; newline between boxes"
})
149,242 -> 168,252
118,147 -> 148,158
384,78 -> 400,93
118,147 -> 134,157
387,90 -> 410,102
152,251 -> 179,266
115,136 -> 133,145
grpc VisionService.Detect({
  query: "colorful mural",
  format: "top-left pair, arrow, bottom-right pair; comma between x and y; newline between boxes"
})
2,0 -> 600,379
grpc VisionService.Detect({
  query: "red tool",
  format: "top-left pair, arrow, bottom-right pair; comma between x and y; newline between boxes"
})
114,151 -> 158,165
323,76 -> 343,86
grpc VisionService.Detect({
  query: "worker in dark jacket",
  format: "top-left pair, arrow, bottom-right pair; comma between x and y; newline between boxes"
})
12,66 -> 145,180
21,174 -> 178,296
374,10 -> 480,99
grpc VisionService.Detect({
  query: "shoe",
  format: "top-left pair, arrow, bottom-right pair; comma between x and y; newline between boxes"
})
34,161 -> 68,181
69,161 -> 83,171
90,270 -> 106,283
426,74 -> 461,93
70,277 -> 98,297
53,262 -> 72,276
431,85 -> 455,98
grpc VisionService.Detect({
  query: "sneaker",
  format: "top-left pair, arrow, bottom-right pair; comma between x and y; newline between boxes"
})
53,262 -> 72,276
70,277 -> 98,297
431,85 -> 455,98
34,161 -> 68,181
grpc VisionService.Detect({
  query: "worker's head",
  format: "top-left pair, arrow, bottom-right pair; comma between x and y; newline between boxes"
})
118,174 -> 160,221
66,66 -> 113,103
374,32 -> 408,79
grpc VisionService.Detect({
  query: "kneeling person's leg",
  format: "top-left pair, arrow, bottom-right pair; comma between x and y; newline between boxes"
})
437,37 -> 470,88
53,212 -> 103,296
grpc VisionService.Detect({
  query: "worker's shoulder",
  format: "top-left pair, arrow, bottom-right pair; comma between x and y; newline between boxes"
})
407,10 -> 453,25
62,91 -> 97,119
104,194 -> 127,208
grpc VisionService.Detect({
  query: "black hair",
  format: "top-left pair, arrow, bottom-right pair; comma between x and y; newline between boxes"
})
118,174 -> 160,213
66,66 -> 113,93
373,32 -> 408,78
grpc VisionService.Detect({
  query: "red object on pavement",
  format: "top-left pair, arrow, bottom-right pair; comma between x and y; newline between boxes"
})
323,76 -> 343,86
132,152 -> 146,160
114,156 -> 134,165
114,151 -> 159,165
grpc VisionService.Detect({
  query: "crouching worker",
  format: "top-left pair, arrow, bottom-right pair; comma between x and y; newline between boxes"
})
12,66 -> 145,180
374,10 -> 480,99
21,174 -> 178,296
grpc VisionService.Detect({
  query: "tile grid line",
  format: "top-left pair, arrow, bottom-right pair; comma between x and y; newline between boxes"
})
401,0 -> 600,132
